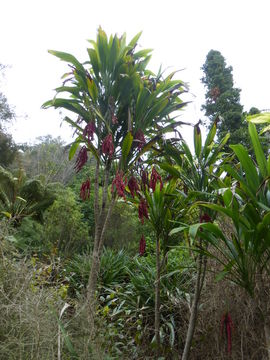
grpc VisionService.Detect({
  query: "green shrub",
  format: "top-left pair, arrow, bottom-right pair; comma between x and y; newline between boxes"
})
44,188 -> 90,257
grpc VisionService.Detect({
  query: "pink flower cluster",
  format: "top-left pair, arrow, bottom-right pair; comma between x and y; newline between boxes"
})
134,130 -> 146,150
138,198 -> 149,225
80,179 -> 90,200
83,122 -> 95,142
149,167 -> 163,191
75,146 -> 88,172
200,213 -> 212,223
139,235 -> 146,256
141,169 -> 148,190
111,171 -> 127,199
112,114 -> 118,125
221,312 -> 233,354
102,133 -> 114,158
128,176 -> 140,198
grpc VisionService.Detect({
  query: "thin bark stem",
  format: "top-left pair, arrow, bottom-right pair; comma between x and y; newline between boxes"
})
98,196 -> 116,256
94,160 -> 100,226
155,235 -> 161,358
182,249 -> 203,360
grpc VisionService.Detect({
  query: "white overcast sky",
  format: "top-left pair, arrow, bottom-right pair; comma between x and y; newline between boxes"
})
1,0 -> 269,145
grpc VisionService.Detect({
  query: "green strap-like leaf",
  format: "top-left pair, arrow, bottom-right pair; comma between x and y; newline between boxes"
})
121,131 -> 133,159
248,122 -> 267,178
230,144 -> 260,194
247,112 -> 270,124
64,116 -> 83,132
48,50 -> 85,74
194,124 -> 202,158
69,140 -> 80,160
159,163 -> 180,178
202,118 -> 217,159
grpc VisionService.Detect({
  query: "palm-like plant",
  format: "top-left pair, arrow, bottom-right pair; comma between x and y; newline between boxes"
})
143,177 -> 180,355
164,119 -> 230,360
184,122 -> 270,357
0,166 -> 55,224
42,28 -> 189,330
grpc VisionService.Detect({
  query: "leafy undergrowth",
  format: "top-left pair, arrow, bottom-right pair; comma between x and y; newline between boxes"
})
0,229 -> 269,359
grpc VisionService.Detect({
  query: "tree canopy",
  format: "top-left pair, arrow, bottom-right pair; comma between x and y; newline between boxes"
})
201,50 -> 247,145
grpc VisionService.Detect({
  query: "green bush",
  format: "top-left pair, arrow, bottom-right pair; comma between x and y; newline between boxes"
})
12,217 -> 47,254
64,245 -> 193,358
43,188 -> 91,257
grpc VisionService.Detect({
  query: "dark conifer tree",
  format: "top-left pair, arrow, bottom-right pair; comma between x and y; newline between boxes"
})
201,50 -> 248,146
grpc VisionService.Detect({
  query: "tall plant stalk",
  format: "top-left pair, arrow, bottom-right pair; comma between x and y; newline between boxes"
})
86,162 -> 115,333
182,243 -> 206,360
155,236 -> 161,357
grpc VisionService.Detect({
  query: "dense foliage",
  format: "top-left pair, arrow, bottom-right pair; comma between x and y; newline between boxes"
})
0,31 -> 270,360
201,50 -> 247,146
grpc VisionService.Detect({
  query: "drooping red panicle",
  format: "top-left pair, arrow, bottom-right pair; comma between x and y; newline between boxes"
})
183,184 -> 188,195
134,130 -> 146,150
75,146 -> 88,172
200,213 -> 212,223
83,122 -> 95,141
109,96 -> 118,124
139,235 -> 146,256
111,171 -> 127,199
221,312 -> 234,355
141,169 -> 148,190
112,114 -> 118,125
149,167 -> 163,192
128,176 -> 140,198
80,179 -> 90,200
138,198 -> 149,224
102,133 -> 114,158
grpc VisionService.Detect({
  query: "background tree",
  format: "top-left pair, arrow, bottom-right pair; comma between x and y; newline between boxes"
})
0,65 -> 17,167
201,50 -> 247,146
0,131 -> 17,167
19,135 -> 76,184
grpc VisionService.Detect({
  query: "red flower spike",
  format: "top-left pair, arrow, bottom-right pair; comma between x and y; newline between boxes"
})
75,146 -> 88,172
200,213 -> 212,223
112,114 -> 118,125
221,312 -> 234,355
141,170 -> 148,190
128,176 -> 140,198
149,167 -> 163,192
139,235 -> 146,256
111,171 -> 126,199
138,198 -> 149,224
83,122 -> 95,142
134,130 -> 146,150
80,179 -> 90,200
102,133 -> 114,158
183,184 -> 188,195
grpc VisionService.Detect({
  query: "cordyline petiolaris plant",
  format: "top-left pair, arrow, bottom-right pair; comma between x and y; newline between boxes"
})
42,27 -> 189,335
185,123 -> 270,358
166,119 -> 230,360
128,165 -> 182,357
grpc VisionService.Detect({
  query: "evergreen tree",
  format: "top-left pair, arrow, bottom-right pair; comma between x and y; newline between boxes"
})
0,65 -> 17,167
201,50 -> 248,145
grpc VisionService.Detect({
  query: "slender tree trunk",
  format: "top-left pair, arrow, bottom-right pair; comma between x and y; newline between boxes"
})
155,236 -> 161,358
86,162 -> 115,338
182,249 -> 206,360
264,322 -> 270,360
